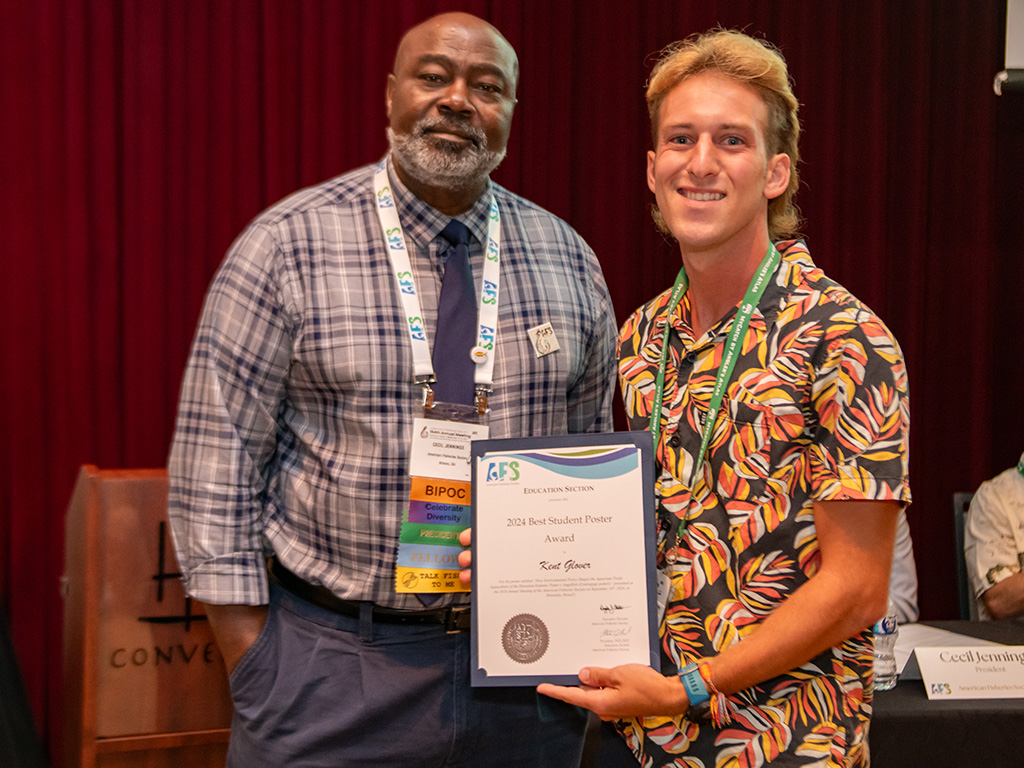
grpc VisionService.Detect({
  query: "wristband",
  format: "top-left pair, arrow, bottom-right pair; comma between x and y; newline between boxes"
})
679,663 -> 710,706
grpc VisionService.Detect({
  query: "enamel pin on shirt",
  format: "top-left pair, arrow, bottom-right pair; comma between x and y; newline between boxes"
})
527,322 -> 560,358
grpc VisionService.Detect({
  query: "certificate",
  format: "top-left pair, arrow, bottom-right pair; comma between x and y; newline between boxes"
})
470,431 -> 658,686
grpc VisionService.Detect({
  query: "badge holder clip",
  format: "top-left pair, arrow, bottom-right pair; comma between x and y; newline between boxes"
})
417,375 -> 437,410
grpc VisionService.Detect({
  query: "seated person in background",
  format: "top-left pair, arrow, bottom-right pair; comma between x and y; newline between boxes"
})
890,508 -> 920,623
965,451 -> 1024,620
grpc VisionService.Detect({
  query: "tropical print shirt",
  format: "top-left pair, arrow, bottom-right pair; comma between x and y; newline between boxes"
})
615,240 -> 911,767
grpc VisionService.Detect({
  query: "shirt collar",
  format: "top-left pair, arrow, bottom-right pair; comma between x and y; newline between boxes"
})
653,241 -> 811,351
385,155 -> 493,249
643,240 -> 821,366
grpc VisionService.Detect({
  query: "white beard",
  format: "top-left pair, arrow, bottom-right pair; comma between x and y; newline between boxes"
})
387,117 -> 506,192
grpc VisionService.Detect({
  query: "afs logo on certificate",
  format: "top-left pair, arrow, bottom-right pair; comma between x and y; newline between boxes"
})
502,613 -> 549,664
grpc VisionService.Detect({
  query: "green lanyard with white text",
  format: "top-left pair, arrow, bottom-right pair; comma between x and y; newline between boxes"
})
649,244 -> 780,499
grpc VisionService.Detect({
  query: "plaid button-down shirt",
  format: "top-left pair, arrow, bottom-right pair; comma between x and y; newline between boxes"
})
168,159 -> 616,608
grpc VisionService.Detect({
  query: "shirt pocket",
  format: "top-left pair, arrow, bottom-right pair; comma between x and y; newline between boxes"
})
717,394 -> 808,507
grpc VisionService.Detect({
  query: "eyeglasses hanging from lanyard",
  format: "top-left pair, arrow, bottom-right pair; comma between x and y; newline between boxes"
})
648,244 -> 780,562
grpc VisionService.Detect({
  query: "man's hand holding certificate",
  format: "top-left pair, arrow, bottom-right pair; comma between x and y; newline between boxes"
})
469,432 -> 658,686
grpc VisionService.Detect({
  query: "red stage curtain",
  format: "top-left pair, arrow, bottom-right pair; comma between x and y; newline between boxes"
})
1,0 -> 1021,759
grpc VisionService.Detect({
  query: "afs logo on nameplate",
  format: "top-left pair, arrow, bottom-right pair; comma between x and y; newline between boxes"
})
915,645 -> 1024,700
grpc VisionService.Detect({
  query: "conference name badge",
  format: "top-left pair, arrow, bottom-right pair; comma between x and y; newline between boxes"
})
395,417 -> 488,594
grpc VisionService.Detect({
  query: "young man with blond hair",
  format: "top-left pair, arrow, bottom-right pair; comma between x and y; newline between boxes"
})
540,29 -> 910,766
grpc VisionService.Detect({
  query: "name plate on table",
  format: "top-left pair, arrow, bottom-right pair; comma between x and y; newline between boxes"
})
470,431 -> 658,686
915,645 -> 1024,699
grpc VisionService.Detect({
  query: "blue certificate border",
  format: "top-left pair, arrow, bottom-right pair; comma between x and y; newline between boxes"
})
470,430 -> 657,687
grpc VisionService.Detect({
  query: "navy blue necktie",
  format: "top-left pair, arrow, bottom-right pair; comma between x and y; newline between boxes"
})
431,220 -> 476,405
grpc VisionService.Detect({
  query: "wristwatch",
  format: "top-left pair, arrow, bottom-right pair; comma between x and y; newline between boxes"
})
679,663 -> 712,721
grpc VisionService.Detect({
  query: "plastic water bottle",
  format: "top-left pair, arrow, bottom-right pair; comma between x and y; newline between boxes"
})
872,598 -> 899,691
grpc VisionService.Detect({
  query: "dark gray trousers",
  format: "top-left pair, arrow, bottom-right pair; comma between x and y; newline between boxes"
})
225,583 -> 588,767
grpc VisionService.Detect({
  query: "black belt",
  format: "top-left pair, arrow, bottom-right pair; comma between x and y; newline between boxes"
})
269,559 -> 471,632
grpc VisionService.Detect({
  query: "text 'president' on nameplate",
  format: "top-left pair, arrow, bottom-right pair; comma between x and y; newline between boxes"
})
470,431 -> 658,686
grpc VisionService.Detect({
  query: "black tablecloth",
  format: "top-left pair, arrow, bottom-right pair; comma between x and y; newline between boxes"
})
870,619 -> 1024,768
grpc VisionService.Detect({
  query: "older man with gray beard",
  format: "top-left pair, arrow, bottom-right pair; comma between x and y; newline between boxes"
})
167,11 -> 616,768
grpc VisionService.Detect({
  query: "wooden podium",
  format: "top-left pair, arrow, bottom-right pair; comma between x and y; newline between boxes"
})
62,466 -> 232,768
